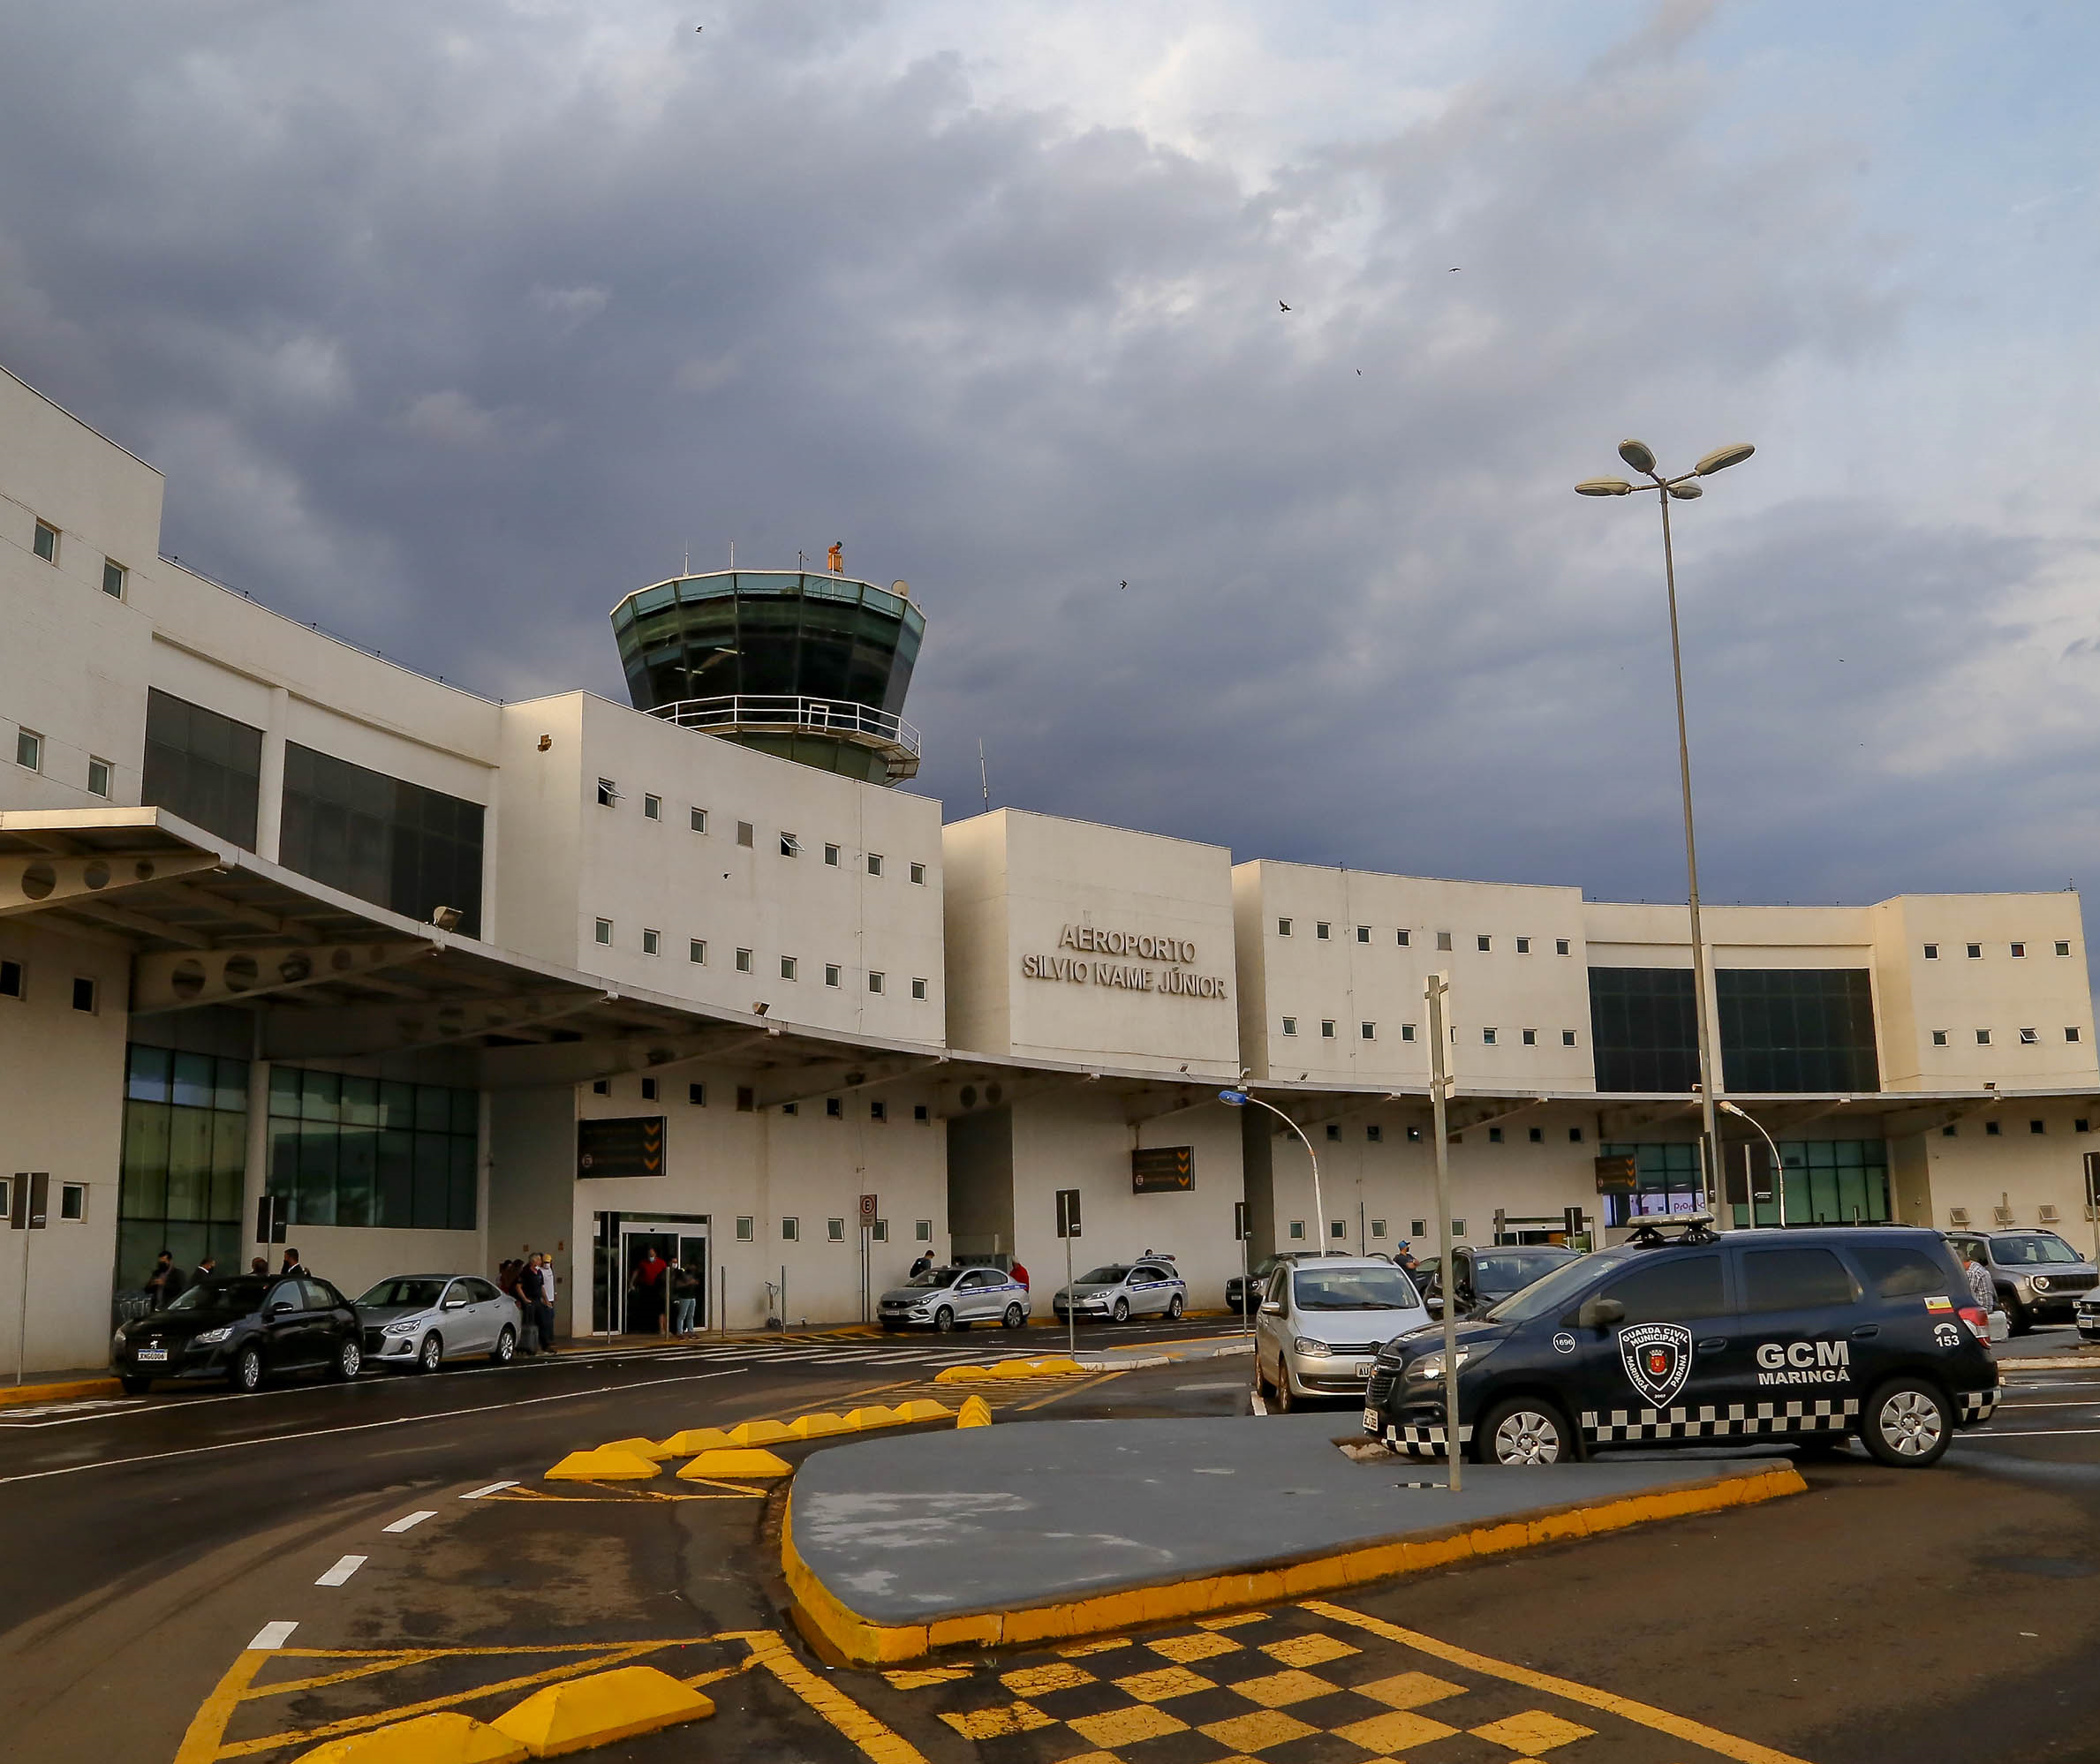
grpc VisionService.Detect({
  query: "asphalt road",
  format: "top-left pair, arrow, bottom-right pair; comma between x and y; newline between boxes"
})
4,1318 -> 2098,1763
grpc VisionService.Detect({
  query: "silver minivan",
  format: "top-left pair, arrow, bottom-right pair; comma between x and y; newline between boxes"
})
1255,1255 -> 1428,1411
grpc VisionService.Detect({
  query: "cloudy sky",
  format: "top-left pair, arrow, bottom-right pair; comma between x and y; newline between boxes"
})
4,1 -> 2097,914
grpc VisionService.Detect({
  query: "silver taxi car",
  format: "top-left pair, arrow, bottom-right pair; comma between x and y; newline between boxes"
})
1255,1255 -> 1427,1411
1054,1255 -> 1188,1324
877,1265 -> 1031,1332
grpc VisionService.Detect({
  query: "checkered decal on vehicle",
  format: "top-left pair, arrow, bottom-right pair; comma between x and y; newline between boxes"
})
1581,1398 -> 1858,1443
1380,1421 -> 1475,1452
1958,1388 -> 1998,1423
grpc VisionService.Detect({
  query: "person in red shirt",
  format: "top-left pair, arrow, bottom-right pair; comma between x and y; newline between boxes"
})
1009,1259 -> 1030,1291
630,1248 -> 669,1332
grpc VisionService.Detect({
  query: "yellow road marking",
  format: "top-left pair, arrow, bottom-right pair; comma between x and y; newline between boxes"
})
728,1630 -> 931,1764
171,1649 -> 268,1764
239,1652 -> 448,1699
1015,1369 -> 1124,1410
1304,1599 -> 1817,1764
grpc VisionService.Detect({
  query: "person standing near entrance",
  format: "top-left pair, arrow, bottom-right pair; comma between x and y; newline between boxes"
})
629,1246 -> 668,1332
910,1247 -> 934,1278
530,1252 -> 559,1352
671,1258 -> 700,1334
143,1249 -> 185,1309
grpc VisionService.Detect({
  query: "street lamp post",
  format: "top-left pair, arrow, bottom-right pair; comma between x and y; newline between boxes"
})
1218,1088 -> 1325,1256
1719,1098 -> 1788,1228
1577,440 -> 1754,1219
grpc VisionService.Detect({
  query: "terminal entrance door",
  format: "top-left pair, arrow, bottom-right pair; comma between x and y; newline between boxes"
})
617,1222 -> 707,1334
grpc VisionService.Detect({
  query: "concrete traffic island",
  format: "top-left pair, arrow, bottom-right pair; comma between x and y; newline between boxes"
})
784,1414 -> 1806,1664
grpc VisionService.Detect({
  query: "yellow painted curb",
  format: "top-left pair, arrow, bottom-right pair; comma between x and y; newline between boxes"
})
544,1447 -> 661,1481
729,1418 -> 796,1447
685,1447 -> 793,1479
491,1664 -> 714,1757
892,1398 -> 954,1422
788,1412 -> 854,1439
661,1427 -> 737,1455
596,1435 -> 673,1461
956,1395 -> 993,1429
844,1405 -> 902,1429
291,1710 -> 527,1763
0,1376 -> 121,1409
783,1464 -> 1808,1666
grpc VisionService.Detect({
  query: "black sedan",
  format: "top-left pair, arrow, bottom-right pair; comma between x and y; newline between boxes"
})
112,1273 -> 363,1393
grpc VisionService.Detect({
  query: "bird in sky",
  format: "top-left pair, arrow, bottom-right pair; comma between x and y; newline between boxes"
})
1449,266 -> 1460,272
1356,368 -> 1362,375
1120,580 -> 1128,591
1279,300 -> 1291,312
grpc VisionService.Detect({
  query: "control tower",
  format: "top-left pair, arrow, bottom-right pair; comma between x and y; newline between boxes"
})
611,569 -> 925,783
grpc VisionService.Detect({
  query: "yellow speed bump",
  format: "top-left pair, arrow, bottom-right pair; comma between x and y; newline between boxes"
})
661,1427 -> 737,1455
844,1405 -> 902,1429
787,1412 -> 852,1438
682,1447 -> 793,1479
596,1435 -> 672,1461
491,1664 -> 714,1758
729,1418 -> 796,1447
893,1398 -> 954,1421
291,1710 -> 526,1764
932,1363 -> 991,1383
544,1447 -> 661,1481
1025,1356 -> 1085,1375
956,1395 -> 993,1428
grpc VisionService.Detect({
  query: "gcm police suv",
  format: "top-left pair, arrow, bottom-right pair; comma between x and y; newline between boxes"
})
1364,1223 -> 1998,1468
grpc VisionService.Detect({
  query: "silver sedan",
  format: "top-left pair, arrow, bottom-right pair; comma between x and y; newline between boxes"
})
356,1274 -> 521,1372
1053,1257 -> 1188,1324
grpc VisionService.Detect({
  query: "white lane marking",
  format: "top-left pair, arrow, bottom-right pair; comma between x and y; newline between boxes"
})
1994,1398 -> 2100,1408
0,1367 -> 750,1486
1966,1427 -> 2100,1438
315,1555 -> 366,1586
460,1481 -> 517,1500
382,1510 -> 437,1532
249,1621 -> 298,1649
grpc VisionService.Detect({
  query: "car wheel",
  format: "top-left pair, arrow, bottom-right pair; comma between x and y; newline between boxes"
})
1167,1293 -> 1184,1320
1861,1378 -> 1952,1467
2002,1294 -> 2031,1336
1272,1368 -> 1296,1412
416,1333 -> 442,1374
1002,1303 -> 1024,1330
118,1374 -> 153,1396
1254,1356 -> 1273,1400
1112,1297 -> 1130,1323
1477,1398 -> 1570,1466
230,1345 -> 263,1394
330,1337 -> 362,1381
491,1326 -> 517,1365
933,1306 -> 956,1333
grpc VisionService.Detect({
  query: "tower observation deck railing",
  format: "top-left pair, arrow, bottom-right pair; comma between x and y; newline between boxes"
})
646,693 -> 923,781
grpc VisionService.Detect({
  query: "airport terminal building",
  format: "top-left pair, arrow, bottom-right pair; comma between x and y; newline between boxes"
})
6,361 -> 2100,1373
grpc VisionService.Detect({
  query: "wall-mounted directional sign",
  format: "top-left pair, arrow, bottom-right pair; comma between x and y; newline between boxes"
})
1132,1146 -> 1194,1194
577,1116 -> 666,1180
1594,1154 -> 1637,1196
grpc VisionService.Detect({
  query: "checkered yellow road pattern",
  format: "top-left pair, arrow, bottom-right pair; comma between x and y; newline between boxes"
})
871,1600 -> 1812,1764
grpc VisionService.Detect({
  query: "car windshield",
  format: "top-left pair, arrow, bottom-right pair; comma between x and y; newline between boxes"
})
1472,1249 -> 1579,1293
1080,1266 -> 1131,1285
1293,1267 -> 1421,1311
1483,1253 -> 1608,1325
904,1269 -> 961,1288
358,1278 -> 448,1308
1993,1233 -> 2082,1266
166,1278 -> 270,1315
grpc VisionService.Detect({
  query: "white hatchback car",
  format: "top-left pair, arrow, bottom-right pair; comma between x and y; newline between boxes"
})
1255,1256 -> 1428,1410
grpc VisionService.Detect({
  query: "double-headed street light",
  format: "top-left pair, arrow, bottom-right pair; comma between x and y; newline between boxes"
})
1578,439 -> 1755,1219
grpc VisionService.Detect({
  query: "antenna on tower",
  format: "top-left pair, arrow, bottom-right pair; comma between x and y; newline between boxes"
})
978,738 -> 991,812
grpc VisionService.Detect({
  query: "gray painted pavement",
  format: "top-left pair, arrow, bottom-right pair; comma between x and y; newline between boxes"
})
790,1413 -> 1789,1624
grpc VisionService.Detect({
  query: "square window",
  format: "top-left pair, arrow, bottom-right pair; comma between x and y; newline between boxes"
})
910,976 -> 928,1000
872,1218 -> 889,1241
870,1100 -> 887,1122
1556,938 -> 1571,955
1396,930 -> 1410,946
691,807 -> 708,833
87,757 -> 110,796
915,1219 -> 933,1242
1477,934 -> 1492,952
102,559 -> 125,598
1931,1029 -> 1948,1046
1488,1127 -> 1503,1143
913,1104 -> 929,1122
60,1182 -> 85,1221
689,939 -> 707,964
824,842 -> 840,866
639,1077 -> 657,1101
1967,943 -> 1982,959
2080,1119 -> 2092,1134
687,1082 -> 706,1105
1922,943 -> 1938,960
1976,1029 -> 1991,1045
15,728 -> 42,771
593,917 -> 613,946
1522,1028 -> 1537,1045
736,1215 -> 753,1241
1407,1127 -> 1422,1142
1568,1126 -> 1583,1142
868,971 -> 885,993
1516,936 -> 1531,954
1356,925 -> 1370,943
781,1102 -> 797,1115
1329,1218 -> 1346,1240
1360,1021 -> 1375,1040
1288,1220 -> 1305,1240
1411,1218 -> 1427,1237
1453,1219 -> 1467,1236
2069,1028 -> 2083,1043
591,1078 -> 609,1096
1316,921 -> 1331,939
867,852 -> 883,876
1366,1124 -> 1382,1142
1401,1023 -> 1416,1041
780,833 -> 800,857
737,820 -> 755,848
33,519 -> 57,562
781,956 -> 797,980
1436,931 -> 1454,951
2020,1027 -> 2037,1044
596,777 -> 616,806
736,948 -> 752,973
641,928 -> 660,955
1529,1126 -> 1543,1142
1278,917 -> 1292,937
2030,1119 -> 2045,1135
1482,1027 -> 1498,1045
1562,1029 -> 1577,1046
0,958 -> 22,999
735,1086 -> 754,1111
825,963 -> 842,987
1281,1017 -> 1297,1037
1985,1120 -> 2001,1136
1371,1218 -> 1387,1238
643,793 -> 661,820
910,861 -> 926,885
827,1097 -> 842,1118
1326,1124 -> 1341,1142
1321,1020 -> 1336,1038
2012,942 -> 2027,958
827,1217 -> 845,1241
71,976 -> 95,1014
2058,941 -> 2073,957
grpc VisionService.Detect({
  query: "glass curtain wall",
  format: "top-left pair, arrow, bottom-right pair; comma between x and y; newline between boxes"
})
1588,969 -> 1699,1093
140,689 -> 263,849
1717,970 -> 1880,1093
278,744 -> 485,934
118,1046 -> 249,1291
265,1068 -> 478,1231
1607,1137 -> 1892,1228
1598,1142 -> 1707,1226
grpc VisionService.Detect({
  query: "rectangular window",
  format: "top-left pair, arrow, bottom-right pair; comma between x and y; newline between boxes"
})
1371,1218 -> 1387,1238
910,977 -> 928,1000
1453,1219 -> 1466,1236
1931,1029 -> 1948,1046
691,807 -> 708,833
1320,1020 -> 1335,1038
1411,1219 -> 1427,1237
1277,917 -> 1292,937
14,728 -> 42,771
1522,1028 -> 1537,1045
1967,943 -> 1982,959
1487,1127 -> 1503,1142
1401,1023 -> 1416,1041
1519,937 -> 1535,954
261,1067 -> 476,1231
689,939 -> 707,964
643,794 -> 661,820
1556,939 -> 1571,955
2069,1028 -> 2082,1043
87,756 -> 111,796
60,1182 -> 85,1220
1569,1127 -> 1584,1142
1407,1127 -> 1422,1142
736,948 -> 752,973
641,928 -> 660,955
910,862 -> 926,885
1986,1120 -> 2001,1135
825,963 -> 842,988
2020,1028 -> 2038,1044
736,1087 -> 754,1112
596,778 -> 616,806
869,971 -> 885,993
115,1044 -> 251,1276
1529,1127 -> 1543,1142
737,821 -> 755,848
639,1077 -> 657,1102
736,1215 -> 753,1241
592,1078 -> 609,1096
780,833 -> 800,857
1562,1029 -> 1577,1046
1977,1029 -> 1991,1045
280,741 -> 485,932
780,956 -> 797,981
1477,935 -> 1492,952
1288,1220 -> 1305,1240
1356,925 -> 1371,943
827,1217 -> 845,1241
1361,1021 -> 1376,1040
781,1102 -> 797,1115
594,918 -> 613,946
827,1097 -> 842,1117
1316,922 -> 1331,939
1922,943 -> 1938,960
913,1105 -> 928,1122
102,559 -> 125,599
872,1219 -> 889,1241
915,1219 -> 933,1242
2030,1119 -> 2045,1135
2012,942 -> 2027,958
866,852 -> 883,876
72,976 -> 97,1014
2058,941 -> 2073,957
1397,930 -> 1410,946
0,958 -> 21,999
33,519 -> 57,562
870,1100 -> 887,1122
1436,931 -> 1453,951
1326,1124 -> 1341,1144
1482,1027 -> 1498,1044
824,843 -> 840,866
688,1082 -> 706,1105
1366,1124 -> 1382,1142
1281,1017 -> 1297,1037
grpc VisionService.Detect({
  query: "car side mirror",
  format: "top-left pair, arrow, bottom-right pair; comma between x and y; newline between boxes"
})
443,1298 -> 467,1310
1575,1296 -> 1625,1331
1260,1300 -> 1284,1315
269,1300 -> 294,1315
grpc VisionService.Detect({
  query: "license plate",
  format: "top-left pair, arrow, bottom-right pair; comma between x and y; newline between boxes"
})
136,1348 -> 169,1362
1352,1360 -> 1375,1378
1363,1406 -> 1379,1431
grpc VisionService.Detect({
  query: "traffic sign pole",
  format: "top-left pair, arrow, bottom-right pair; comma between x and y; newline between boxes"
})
1055,1188 -> 1080,1361
1425,975 -> 1461,1493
